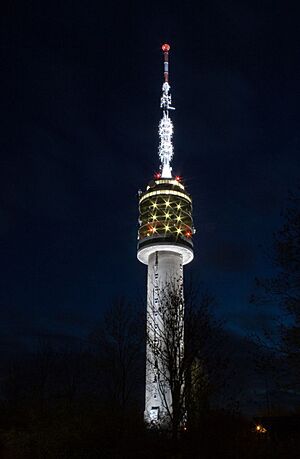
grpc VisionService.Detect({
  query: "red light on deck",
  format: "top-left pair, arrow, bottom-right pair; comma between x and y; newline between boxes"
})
155,172 -> 161,179
185,231 -> 191,238
162,43 -> 170,52
175,176 -> 181,181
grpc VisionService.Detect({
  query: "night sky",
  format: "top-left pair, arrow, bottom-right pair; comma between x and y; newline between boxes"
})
1,0 -> 299,353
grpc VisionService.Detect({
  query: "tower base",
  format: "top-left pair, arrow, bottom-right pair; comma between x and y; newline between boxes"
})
144,250 -> 183,426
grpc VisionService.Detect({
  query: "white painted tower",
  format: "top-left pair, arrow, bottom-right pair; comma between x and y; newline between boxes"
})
137,44 -> 194,426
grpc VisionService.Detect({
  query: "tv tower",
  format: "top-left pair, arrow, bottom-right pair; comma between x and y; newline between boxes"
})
137,44 -> 195,426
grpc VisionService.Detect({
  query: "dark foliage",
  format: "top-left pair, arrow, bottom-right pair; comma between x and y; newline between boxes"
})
0,296 -> 299,457
252,190 -> 300,396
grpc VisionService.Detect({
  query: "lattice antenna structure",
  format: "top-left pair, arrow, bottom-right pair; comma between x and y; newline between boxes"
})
159,44 -> 175,178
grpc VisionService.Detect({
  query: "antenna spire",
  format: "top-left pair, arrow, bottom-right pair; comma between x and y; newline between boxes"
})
159,44 -> 175,178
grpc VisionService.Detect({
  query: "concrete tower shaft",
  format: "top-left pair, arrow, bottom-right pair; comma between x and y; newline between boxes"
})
137,177 -> 194,425
145,250 -> 184,423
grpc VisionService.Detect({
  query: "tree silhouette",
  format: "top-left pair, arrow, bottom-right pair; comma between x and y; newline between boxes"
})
90,297 -> 144,411
252,190 -> 300,394
146,279 -> 226,438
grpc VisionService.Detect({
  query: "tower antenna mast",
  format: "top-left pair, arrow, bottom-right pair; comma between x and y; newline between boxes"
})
159,44 -> 175,178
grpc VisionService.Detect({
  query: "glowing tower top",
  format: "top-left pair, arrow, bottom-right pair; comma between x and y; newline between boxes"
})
137,44 -> 194,266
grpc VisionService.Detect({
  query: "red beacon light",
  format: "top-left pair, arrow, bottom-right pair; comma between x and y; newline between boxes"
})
185,231 -> 192,238
162,43 -> 170,52
155,172 -> 161,179
175,175 -> 181,182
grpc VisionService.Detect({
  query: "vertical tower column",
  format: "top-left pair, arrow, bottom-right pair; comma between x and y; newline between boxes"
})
145,251 -> 183,424
137,44 -> 195,429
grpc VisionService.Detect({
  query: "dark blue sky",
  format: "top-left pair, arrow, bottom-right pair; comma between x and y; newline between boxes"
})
1,0 -> 299,350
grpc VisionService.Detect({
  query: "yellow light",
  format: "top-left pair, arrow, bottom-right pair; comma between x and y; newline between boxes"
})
152,202 -> 158,209
165,200 -> 170,207
152,214 -> 157,220
165,225 -> 170,231
176,227 -> 182,234
155,179 -> 185,190
139,189 -> 192,204
165,213 -> 170,219
176,215 -> 181,221
177,203 -> 181,210
256,425 -> 267,433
